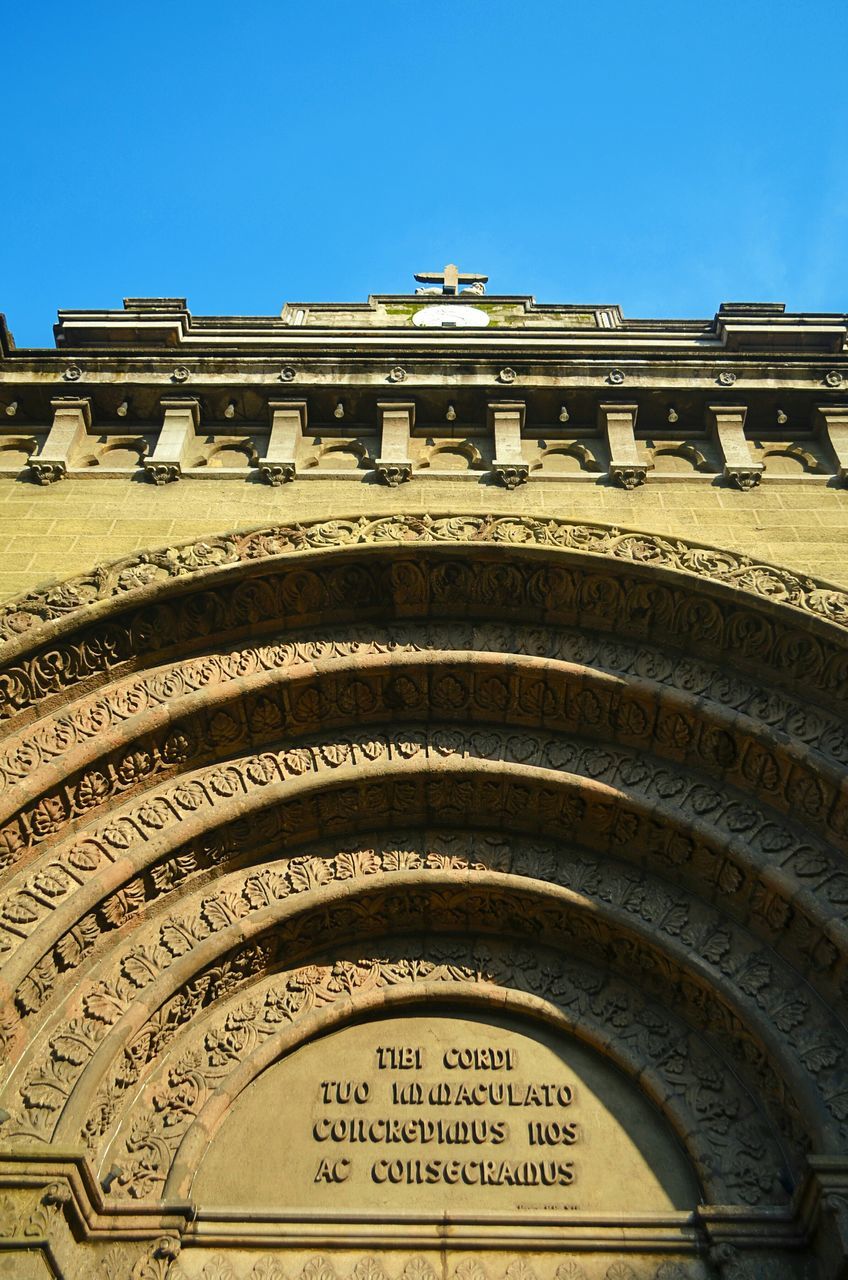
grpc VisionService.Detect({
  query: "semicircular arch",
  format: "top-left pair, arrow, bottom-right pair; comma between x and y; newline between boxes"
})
101,935 -> 788,1208
1,513 -> 847,1233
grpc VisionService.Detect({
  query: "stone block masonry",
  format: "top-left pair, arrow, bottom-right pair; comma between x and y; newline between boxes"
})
0,276 -> 846,1279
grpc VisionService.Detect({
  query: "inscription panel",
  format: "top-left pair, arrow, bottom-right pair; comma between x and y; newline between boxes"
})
192,1011 -> 698,1214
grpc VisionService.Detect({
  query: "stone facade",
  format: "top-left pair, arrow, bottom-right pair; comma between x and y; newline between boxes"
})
0,276 -> 846,1278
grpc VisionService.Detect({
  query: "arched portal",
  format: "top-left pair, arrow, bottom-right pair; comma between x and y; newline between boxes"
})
1,513 -> 847,1280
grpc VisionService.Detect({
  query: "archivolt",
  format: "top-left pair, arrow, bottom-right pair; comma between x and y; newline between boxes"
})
1,514 -> 847,1216
115,937 -> 787,1207
46,863 -> 833,1151
3,650 -> 846,858
3,728 -> 846,1008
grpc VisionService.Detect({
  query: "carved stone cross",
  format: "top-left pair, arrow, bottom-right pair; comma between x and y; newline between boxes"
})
414,263 -> 488,295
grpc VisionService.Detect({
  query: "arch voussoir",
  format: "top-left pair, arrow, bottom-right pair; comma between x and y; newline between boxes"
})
3,529 -> 847,735
4,617 -> 845,815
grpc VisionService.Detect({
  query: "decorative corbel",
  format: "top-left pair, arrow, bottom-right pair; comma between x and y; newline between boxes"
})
598,402 -> 647,488
261,399 -> 306,484
706,403 -> 762,490
489,400 -> 528,488
28,397 -> 93,484
815,404 -> 848,484
143,397 -> 200,484
375,401 -> 414,485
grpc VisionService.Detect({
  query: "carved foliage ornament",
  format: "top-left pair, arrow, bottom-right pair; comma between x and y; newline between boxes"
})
259,462 -> 296,486
98,937 -> 785,1205
492,463 -> 529,489
145,463 -> 181,486
28,461 -> 66,486
374,461 -> 412,487
726,468 -> 762,492
609,464 -> 647,490
1,619 -> 844,806
1,651 -> 845,879
3,723 -> 844,990
4,769 -> 843,1146
167,1257 -> 707,1280
0,1179 -> 70,1240
3,552 -> 845,768
8,828 -> 839,1178
0,516 -> 846,673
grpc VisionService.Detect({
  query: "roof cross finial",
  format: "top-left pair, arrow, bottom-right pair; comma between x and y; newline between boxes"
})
414,263 -> 488,296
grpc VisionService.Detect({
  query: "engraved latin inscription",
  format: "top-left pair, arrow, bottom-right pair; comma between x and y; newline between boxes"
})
312,1041 -> 578,1189
192,1013 -> 700,1213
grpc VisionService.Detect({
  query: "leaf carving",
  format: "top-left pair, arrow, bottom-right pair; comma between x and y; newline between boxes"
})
288,857 -> 333,892
50,1031 -> 93,1068
121,948 -> 161,988
159,921 -> 197,957
83,984 -> 126,1025
201,893 -> 246,931
335,849 -> 381,879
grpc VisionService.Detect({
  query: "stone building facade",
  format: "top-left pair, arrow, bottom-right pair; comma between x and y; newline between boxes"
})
0,271 -> 846,1279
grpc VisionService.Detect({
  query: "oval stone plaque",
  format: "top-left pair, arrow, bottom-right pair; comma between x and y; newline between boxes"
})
412,304 -> 490,327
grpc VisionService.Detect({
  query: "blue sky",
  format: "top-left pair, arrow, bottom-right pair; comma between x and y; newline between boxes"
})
2,1 -> 846,345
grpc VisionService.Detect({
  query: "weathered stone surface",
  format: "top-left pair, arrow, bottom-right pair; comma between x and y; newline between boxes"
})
0,280 -> 845,1277
192,1011 -> 698,1213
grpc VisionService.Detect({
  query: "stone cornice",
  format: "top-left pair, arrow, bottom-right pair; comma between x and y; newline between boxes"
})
0,295 -> 845,359
3,306 -> 847,487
